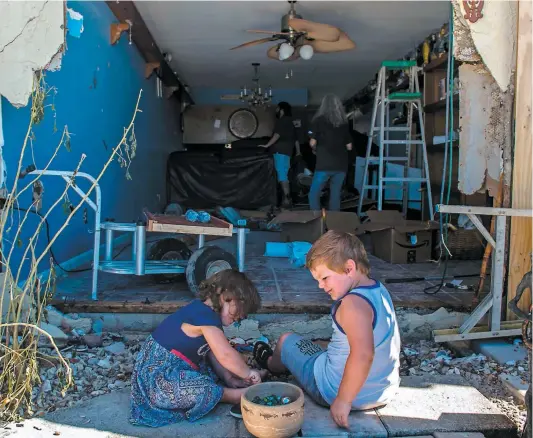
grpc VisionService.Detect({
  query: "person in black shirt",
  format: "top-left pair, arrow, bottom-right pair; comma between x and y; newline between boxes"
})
308,94 -> 353,211
259,102 -> 300,208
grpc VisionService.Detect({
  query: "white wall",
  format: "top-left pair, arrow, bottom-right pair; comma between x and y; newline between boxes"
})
0,1 -> 65,107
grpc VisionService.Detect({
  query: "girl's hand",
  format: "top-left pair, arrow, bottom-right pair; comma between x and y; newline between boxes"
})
245,369 -> 262,385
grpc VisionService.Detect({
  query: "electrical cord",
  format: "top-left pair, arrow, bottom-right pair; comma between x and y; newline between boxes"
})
424,5 -> 454,295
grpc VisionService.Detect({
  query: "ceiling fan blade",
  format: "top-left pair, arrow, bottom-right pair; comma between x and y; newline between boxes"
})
288,18 -> 341,42
307,31 -> 356,53
230,37 -> 277,50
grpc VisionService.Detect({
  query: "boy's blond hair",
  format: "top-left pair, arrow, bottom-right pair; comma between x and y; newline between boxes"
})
306,230 -> 370,275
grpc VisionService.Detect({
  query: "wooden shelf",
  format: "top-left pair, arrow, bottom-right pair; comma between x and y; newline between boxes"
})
423,56 -> 448,73
427,141 -> 459,151
424,93 -> 459,113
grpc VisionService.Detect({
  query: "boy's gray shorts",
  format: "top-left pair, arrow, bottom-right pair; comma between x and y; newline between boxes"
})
280,334 -> 329,407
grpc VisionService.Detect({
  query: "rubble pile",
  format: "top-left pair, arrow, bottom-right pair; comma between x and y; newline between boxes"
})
32,334 -> 140,415
400,339 -> 529,429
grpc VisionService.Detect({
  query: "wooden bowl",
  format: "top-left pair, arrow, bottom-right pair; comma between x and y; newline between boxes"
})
241,382 -> 305,438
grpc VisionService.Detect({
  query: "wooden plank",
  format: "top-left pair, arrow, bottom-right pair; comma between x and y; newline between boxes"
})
148,221 -> 233,236
145,211 -> 233,236
50,299 -> 332,315
507,0 -> 533,320
50,294 -> 465,315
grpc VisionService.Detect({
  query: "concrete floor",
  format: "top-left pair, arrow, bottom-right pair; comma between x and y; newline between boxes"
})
52,231 -> 483,313
1,376 -> 514,438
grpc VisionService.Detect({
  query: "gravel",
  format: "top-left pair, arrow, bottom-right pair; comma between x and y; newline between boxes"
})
32,334 -> 139,415
30,329 -> 529,434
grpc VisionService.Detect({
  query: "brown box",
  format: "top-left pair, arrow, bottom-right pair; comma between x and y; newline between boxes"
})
269,211 -> 361,243
356,210 -> 438,264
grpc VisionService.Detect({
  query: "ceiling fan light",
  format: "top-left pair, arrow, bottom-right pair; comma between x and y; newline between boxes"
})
299,44 -> 314,60
279,43 -> 295,61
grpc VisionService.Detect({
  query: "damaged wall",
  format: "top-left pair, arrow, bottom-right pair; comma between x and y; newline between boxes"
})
0,1 -> 65,107
453,0 -> 517,195
2,1 -> 182,279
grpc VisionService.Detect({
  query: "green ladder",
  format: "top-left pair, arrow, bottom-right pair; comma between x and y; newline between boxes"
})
357,60 -> 433,219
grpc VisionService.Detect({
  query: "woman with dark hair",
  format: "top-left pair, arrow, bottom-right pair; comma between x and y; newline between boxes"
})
308,94 -> 352,211
259,101 -> 300,208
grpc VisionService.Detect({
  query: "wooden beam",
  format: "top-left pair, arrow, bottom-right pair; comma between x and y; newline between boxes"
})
49,295 -> 465,315
105,1 -> 193,103
507,0 -> 532,320
50,299 -> 332,315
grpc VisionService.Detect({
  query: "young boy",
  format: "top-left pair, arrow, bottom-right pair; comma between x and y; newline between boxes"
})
254,231 -> 401,428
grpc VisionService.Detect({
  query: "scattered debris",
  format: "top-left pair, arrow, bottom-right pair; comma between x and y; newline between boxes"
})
401,339 -> 529,431
31,333 -> 138,413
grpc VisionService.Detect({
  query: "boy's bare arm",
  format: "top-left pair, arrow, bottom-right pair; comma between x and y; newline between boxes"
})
331,295 -> 375,428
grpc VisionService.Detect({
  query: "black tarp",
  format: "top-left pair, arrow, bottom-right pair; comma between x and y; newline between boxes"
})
166,149 -> 277,209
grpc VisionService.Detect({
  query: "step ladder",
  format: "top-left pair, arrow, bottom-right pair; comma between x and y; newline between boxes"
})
357,60 -> 433,219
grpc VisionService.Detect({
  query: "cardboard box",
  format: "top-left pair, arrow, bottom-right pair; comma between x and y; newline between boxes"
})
269,211 -> 361,243
356,210 -> 438,264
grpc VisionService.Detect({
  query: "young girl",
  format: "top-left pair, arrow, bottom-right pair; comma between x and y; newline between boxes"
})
130,269 -> 262,427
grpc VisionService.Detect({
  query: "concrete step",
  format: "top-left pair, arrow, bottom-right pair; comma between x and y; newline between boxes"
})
376,375 -> 516,438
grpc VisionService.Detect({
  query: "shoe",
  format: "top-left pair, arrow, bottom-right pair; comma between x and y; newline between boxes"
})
230,404 -> 242,419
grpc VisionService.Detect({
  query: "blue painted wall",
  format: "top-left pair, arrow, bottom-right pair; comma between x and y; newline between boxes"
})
190,87 -> 308,106
1,1 -> 181,282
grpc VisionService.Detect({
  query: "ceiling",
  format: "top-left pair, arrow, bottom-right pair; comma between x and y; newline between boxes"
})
135,1 -> 450,105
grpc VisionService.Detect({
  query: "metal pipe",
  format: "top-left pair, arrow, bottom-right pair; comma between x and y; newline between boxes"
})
237,227 -> 246,272
132,226 -> 138,261
198,234 -> 205,248
135,222 -> 146,275
28,169 -> 102,301
104,229 -> 114,261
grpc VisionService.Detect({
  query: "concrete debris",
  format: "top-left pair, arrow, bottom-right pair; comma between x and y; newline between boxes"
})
397,307 -> 469,342
45,306 -> 92,335
81,334 -> 103,348
401,338 -> 529,431
104,342 -> 126,355
32,333 -> 138,413
37,322 -> 69,347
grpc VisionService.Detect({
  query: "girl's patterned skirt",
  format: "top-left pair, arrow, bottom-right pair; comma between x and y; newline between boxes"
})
130,335 -> 224,427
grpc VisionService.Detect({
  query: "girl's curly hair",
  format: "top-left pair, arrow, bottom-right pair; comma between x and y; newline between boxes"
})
198,269 -> 261,317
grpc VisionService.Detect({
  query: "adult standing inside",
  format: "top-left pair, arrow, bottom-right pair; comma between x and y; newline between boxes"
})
308,94 -> 352,211
260,102 -> 300,209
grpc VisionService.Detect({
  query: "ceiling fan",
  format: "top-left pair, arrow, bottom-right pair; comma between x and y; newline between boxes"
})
230,1 -> 356,62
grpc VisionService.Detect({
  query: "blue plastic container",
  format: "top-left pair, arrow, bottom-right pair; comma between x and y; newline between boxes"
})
264,242 -> 292,258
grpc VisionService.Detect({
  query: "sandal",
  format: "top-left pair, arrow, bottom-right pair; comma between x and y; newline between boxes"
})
229,404 -> 242,419
253,341 -> 273,370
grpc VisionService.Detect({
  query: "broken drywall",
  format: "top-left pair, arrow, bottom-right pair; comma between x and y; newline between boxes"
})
0,1 -> 65,107
452,0 -> 516,196
458,63 -> 513,195
456,0 -> 517,92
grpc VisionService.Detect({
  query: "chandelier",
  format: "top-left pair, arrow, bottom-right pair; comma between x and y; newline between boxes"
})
240,63 -> 272,106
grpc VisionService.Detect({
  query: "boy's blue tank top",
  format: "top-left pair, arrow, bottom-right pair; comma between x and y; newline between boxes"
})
152,300 -> 222,369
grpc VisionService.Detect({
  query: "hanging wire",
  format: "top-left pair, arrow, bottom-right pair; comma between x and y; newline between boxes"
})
425,4 -> 455,295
